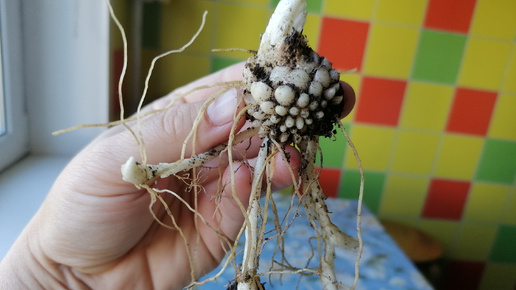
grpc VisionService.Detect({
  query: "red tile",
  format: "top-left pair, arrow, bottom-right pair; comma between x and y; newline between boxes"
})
446,88 -> 497,136
355,77 -> 406,126
424,0 -> 477,33
318,17 -> 369,72
317,167 -> 341,198
422,179 -> 470,220
442,260 -> 485,290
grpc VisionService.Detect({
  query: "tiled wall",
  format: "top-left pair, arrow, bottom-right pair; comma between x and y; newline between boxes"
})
112,0 -> 516,289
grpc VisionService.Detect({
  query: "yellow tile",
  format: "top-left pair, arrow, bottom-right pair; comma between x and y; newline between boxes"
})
458,37 -> 512,91
339,73 -> 361,122
375,0 -> 427,27
503,46 -> 516,93
160,0 -> 214,54
479,263 -> 516,290
434,134 -> 484,180
379,175 -> 429,216
400,82 -> 454,131
305,14 -> 321,51
451,224 -> 497,260
363,24 -> 419,79
324,0 -> 375,21
154,54 -> 210,97
344,125 -> 396,171
463,183 -> 511,223
391,131 -> 440,175
503,192 -> 516,225
419,220 -> 459,256
214,4 -> 268,58
488,93 -> 516,140
470,0 -> 516,41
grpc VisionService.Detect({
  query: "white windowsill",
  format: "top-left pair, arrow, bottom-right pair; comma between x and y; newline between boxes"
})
0,154 -> 71,259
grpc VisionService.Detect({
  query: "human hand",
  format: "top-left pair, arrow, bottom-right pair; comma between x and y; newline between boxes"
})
0,62 -> 355,289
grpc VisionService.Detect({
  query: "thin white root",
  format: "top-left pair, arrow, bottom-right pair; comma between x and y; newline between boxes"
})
135,11 -> 209,165
121,127 -> 258,186
238,138 -> 270,290
298,140 -> 358,290
340,124 -> 365,290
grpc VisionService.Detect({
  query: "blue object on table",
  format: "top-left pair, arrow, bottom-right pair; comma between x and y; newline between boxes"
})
196,194 -> 433,290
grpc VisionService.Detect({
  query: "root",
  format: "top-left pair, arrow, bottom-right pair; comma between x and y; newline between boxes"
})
212,48 -> 257,55
237,138 -> 270,290
340,124 -> 364,290
60,0 -> 365,289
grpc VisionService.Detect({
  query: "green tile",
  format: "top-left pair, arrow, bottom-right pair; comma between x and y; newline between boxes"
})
142,2 -> 162,50
490,225 -> 516,263
411,30 -> 467,85
210,56 -> 242,73
271,0 -> 323,14
339,170 -> 385,213
316,123 -> 350,168
476,139 -> 516,184
278,185 -> 293,195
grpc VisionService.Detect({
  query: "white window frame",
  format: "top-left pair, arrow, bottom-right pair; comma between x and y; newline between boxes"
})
22,0 -> 110,156
0,0 -> 110,172
0,0 -> 29,171
0,0 -> 110,259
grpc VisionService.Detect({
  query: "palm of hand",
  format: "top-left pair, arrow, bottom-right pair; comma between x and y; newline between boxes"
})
35,117 -> 257,289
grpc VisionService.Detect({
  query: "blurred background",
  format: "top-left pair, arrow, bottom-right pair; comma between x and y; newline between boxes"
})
108,0 -> 516,289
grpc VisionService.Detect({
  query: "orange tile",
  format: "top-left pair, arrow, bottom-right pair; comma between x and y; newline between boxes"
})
318,17 -> 369,71
446,88 -> 497,136
422,178 -> 471,220
317,167 -> 341,198
354,77 -> 407,126
424,0 -> 476,33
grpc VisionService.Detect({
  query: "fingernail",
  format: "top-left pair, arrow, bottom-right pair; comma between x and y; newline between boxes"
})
207,88 -> 237,126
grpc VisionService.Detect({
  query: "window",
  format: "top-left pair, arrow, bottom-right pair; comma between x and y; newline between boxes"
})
0,0 -> 29,171
0,38 -> 6,136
